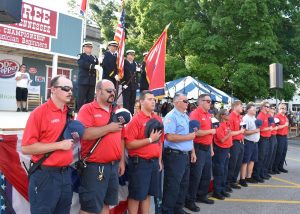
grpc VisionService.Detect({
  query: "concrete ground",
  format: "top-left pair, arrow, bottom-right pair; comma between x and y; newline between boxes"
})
186,138 -> 300,214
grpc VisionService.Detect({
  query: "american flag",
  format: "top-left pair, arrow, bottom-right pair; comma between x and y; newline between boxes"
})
0,173 -> 8,213
114,9 -> 126,79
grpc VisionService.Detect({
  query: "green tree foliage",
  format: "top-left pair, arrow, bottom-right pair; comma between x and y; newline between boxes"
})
89,0 -> 300,101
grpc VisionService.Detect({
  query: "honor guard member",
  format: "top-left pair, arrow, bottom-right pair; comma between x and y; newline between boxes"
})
212,109 -> 232,200
162,93 -> 196,214
252,101 -> 272,182
273,103 -> 289,174
122,50 -> 138,115
140,52 -> 149,92
227,100 -> 245,190
77,79 -> 125,214
125,90 -> 164,214
239,103 -> 260,187
101,41 -> 119,87
77,42 -> 100,111
22,75 -> 74,214
185,94 -> 216,213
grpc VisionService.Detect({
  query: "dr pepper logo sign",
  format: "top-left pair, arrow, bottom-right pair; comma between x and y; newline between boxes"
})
0,59 -> 19,78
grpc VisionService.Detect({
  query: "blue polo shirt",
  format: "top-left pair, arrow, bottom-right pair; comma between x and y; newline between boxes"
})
163,108 -> 193,152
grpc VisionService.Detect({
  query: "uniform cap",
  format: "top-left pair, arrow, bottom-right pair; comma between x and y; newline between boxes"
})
82,41 -> 93,47
63,120 -> 85,142
211,117 -> 220,128
255,119 -> 263,128
143,52 -> 149,56
144,118 -> 164,140
126,50 -> 135,55
108,41 -> 119,47
112,108 -> 132,125
189,120 -> 200,133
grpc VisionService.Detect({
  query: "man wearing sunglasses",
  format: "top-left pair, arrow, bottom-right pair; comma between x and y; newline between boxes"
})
162,93 -> 196,214
273,103 -> 289,174
22,75 -> 75,214
185,94 -> 216,212
77,42 -> 101,111
252,101 -> 272,183
77,79 -> 125,214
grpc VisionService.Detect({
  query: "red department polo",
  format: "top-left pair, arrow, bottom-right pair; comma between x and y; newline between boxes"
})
77,100 -> 123,163
257,112 -> 271,138
229,111 -> 244,141
271,123 -> 277,136
214,121 -> 232,148
276,113 -> 288,136
190,106 -> 213,145
125,111 -> 163,159
22,99 -> 72,167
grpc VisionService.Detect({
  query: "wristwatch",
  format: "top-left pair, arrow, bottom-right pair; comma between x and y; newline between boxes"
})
148,137 -> 153,143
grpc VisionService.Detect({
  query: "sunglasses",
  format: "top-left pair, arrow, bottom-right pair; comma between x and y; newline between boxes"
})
222,112 -> 230,116
55,86 -> 73,92
264,106 -> 270,108
102,88 -> 116,94
177,100 -> 189,103
280,108 -> 286,110
202,100 -> 212,104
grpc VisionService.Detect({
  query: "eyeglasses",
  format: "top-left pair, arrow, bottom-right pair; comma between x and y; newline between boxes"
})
101,88 -> 116,94
202,100 -> 212,104
264,106 -> 270,108
177,100 -> 189,103
280,108 -> 286,110
54,86 -> 73,92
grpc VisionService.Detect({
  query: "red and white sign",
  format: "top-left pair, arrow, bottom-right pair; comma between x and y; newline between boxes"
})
0,2 -> 58,51
10,2 -> 58,37
0,59 -> 19,79
28,67 -> 38,74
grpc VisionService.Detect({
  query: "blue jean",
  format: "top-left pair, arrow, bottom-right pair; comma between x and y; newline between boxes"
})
213,145 -> 229,194
28,167 -> 72,214
273,135 -> 288,170
162,150 -> 190,214
253,137 -> 269,179
186,144 -> 211,202
227,140 -> 244,184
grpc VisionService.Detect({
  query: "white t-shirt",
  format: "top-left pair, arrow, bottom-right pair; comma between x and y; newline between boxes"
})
243,114 -> 260,142
15,71 -> 31,88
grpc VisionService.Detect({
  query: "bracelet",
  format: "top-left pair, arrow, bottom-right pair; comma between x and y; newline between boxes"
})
148,137 -> 153,143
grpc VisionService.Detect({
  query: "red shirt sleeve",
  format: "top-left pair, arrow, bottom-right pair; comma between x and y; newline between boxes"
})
77,104 -> 94,128
22,109 -> 41,146
125,117 -> 140,143
216,124 -> 226,141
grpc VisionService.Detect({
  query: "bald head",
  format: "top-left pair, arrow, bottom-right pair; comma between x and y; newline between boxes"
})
96,79 -> 115,90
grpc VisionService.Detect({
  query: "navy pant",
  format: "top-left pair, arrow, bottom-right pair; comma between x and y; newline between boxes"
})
28,167 -> 72,214
162,150 -> 190,214
253,137 -> 269,179
268,135 -> 277,171
213,145 -> 229,194
227,140 -> 244,184
262,137 -> 271,175
186,144 -> 211,202
77,84 -> 95,111
123,89 -> 136,115
273,135 -> 288,170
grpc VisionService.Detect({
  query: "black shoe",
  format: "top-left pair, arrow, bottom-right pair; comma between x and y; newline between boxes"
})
265,174 -> 271,178
239,179 -> 248,187
175,209 -> 191,214
196,197 -> 215,204
274,169 -> 281,174
22,108 -> 28,112
17,108 -> 21,112
253,177 -> 264,183
221,191 -> 231,198
230,183 -> 241,189
212,192 -> 225,200
279,168 -> 288,173
262,175 -> 270,180
225,186 -> 233,193
184,202 -> 200,212
269,170 -> 275,175
245,177 -> 258,183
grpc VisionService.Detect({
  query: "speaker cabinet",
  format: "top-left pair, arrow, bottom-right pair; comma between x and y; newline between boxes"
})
0,0 -> 22,24
269,63 -> 283,89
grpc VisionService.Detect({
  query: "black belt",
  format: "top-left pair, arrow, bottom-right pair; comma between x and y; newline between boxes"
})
233,139 -> 244,144
194,143 -> 210,151
244,139 -> 256,144
129,156 -> 158,163
86,161 -> 119,166
40,165 -> 69,173
164,148 -> 190,155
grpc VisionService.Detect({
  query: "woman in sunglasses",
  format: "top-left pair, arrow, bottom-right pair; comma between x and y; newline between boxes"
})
212,109 -> 232,200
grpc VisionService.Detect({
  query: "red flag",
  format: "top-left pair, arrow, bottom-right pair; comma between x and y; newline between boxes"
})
114,10 -> 126,79
80,0 -> 87,16
144,24 -> 169,97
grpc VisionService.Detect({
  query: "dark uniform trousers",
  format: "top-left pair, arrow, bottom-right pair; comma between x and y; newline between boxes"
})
253,137 -> 269,179
227,140 -> 244,184
77,85 -> 95,110
123,89 -> 136,115
268,135 -> 277,171
213,145 -> 230,194
162,149 -> 190,214
186,143 -> 211,202
273,135 -> 288,171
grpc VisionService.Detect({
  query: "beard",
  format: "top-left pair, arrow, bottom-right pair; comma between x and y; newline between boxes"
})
106,94 -> 115,103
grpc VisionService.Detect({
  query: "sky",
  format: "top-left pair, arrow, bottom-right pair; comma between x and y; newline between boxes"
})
27,0 -> 81,15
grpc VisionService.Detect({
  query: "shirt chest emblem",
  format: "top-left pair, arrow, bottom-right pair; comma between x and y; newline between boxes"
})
94,114 -> 102,118
51,118 -> 60,123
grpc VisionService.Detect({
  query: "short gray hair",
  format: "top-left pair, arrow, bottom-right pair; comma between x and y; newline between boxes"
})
173,93 -> 186,102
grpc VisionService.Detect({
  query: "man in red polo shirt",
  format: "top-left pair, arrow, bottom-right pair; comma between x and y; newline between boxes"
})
252,101 -> 272,182
125,90 -> 163,214
22,75 -> 74,214
77,79 -> 125,214
227,100 -> 245,189
273,103 -> 289,173
185,94 -> 216,212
